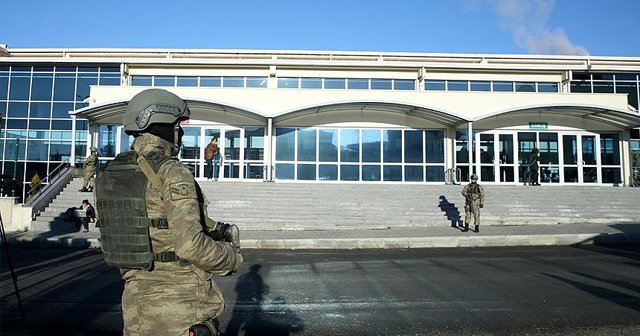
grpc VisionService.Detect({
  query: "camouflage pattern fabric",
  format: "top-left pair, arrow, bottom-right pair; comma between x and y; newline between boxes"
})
82,152 -> 98,189
101,134 -> 243,336
461,182 -> 485,225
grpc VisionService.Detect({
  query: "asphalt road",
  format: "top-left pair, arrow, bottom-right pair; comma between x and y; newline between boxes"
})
2,245 -> 640,336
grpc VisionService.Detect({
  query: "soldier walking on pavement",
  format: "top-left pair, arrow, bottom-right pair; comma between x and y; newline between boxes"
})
461,174 -> 485,233
94,89 -> 243,336
79,147 -> 97,192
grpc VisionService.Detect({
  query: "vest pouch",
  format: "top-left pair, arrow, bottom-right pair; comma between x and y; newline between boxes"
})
95,151 -> 159,271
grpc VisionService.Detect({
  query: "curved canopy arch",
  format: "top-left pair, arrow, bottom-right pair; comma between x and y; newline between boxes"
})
273,101 -> 469,127
474,104 -> 640,129
70,98 -> 267,126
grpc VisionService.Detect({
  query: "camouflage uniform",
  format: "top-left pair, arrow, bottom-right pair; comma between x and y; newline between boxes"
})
81,150 -> 98,190
461,179 -> 485,229
108,134 -> 242,336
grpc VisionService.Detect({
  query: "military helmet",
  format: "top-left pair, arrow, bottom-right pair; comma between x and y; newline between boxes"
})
470,174 -> 478,181
123,89 -> 190,135
90,147 -> 97,153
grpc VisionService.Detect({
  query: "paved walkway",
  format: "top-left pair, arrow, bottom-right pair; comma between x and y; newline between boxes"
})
5,222 -> 640,249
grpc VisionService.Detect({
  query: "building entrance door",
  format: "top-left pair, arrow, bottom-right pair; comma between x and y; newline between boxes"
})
560,133 -> 600,183
475,132 -> 517,183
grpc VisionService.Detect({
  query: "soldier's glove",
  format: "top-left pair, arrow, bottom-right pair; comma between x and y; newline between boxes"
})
480,204 -> 484,208
207,222 -> 229,241
224,224 -> 241,251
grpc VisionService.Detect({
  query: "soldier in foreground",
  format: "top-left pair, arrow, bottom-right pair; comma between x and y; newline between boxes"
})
94,89 -> 243,336
461,174 -> 485,233
78,146 -> 97,192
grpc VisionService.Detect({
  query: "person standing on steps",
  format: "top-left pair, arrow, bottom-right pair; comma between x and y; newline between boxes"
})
461,174 -> 485,233
79,147 -> 97,192
529,148 -> 541,186
204,137 -> 218,180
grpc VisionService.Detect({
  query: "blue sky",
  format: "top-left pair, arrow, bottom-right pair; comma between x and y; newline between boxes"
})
1,0 -> 639,57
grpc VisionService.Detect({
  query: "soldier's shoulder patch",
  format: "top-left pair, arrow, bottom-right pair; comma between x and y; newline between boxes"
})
169,181 -> 197,201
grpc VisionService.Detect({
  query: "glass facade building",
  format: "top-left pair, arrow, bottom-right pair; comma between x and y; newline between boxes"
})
2,47 -> 640,200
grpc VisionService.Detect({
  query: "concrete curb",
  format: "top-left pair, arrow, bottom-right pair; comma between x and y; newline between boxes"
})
6,231 -> 640,250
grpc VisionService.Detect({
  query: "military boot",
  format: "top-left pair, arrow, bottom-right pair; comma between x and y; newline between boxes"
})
475,225 -> 479,233
78,187 -> 88,192
463,223 -> 469,232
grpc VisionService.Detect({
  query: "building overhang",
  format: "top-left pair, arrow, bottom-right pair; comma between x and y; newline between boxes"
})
273,101 -> 469,127
70,98 -> 267,126
475,104 -> 640,129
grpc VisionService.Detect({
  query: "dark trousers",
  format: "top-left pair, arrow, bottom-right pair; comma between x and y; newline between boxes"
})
205,159 -> 213,178
75,217 -> 89,232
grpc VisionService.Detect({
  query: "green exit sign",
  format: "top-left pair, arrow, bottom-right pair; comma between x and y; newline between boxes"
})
529,122 -> 548,129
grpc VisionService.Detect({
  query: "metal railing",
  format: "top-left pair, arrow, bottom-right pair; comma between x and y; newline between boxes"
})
24,161 -> 74,218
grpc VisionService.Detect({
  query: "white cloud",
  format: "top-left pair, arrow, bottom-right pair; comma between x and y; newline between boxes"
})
471,0 -> 589,55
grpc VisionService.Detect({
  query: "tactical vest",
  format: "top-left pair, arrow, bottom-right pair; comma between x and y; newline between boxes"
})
95,151 -> 175,270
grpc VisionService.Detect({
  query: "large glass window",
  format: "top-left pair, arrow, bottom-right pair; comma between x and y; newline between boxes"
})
244,127 -> 265,160
9,73 -> 31,100
362,130 -> 381,163
275,128 -> 295,161
0,72 -> 9,100
426,130 -> 445,163
274,127 -> 444,183
31,73 -> 54,100
325,78 -> 345,89
383,130 -> 402,163
53,73 -> 76,101
404,130 -> 423,163
318,129 -> 338,162
340,129 -> 359,162
76,73 -> 98,100
297,128 -> 316,162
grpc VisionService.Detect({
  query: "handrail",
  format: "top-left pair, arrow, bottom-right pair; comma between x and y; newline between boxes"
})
25,161 -> 74,219
25,161 -> 70,202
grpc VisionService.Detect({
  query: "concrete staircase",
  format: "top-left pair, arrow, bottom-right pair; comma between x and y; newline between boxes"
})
202,182 -> 640,230
30,177 -> 97,232
29,178 -> 640,232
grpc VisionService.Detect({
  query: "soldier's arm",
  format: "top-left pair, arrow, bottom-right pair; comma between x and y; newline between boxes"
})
161,161 -> 242,275
479,185 -> 486,204
461,185 -> 468,197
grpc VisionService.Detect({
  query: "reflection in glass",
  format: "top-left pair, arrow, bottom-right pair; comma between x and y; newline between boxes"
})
426,130 -> 445,163
480,166 -> 495,182
244,127 -> 265,160
600,133 -> 619,165
54,74 -> 76,101
602,167 -> 621,184
383,165 -> 402,181
362,130 -> 381,163
340,165 -> 359,181
10,73 -> 31,100
27,140 -> 48,161
225,129 -> 241,160
276,128 -> 295,161
297,164 -> 315,180
404,130 -> 423,163
97,125 -> 116,157
383,130 -> 402,163
318,129 -> 338,162
538,133 -> 558,164
582,136 -> 597,165
563,135 -> 577,165
426,166 -> 445,182
340,129 -> 359,162
319,164 -> 338,180
405,166 -> 423,182
31,73 -> 54,100
275,163 -> 294,180
297,128 -> 316,162
479,134 -> 494,164
76,74 -> 98,100
362,165 -> 381,181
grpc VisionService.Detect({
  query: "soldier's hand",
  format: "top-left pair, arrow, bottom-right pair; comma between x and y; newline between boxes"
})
224,224 -> 241,251
480,204 -> 484,208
